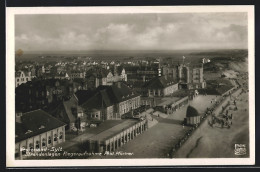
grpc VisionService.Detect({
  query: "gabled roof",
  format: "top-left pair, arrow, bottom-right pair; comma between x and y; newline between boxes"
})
143,76 -> 178,89
15,71 -> 30,77
75,90 -> 95,105
15,109 -> 66,143
80,83 -> 140,110
63,101 -> 76,123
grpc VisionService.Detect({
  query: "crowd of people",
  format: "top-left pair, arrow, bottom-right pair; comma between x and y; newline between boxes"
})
169,85 -> 242,158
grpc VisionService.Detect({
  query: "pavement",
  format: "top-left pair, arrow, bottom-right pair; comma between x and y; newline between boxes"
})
95,95 -> 218,158
173,88 -> 250,158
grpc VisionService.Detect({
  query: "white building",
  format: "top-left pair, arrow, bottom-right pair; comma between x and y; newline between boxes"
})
15,109 -> 66,159
15,70 -> 32,87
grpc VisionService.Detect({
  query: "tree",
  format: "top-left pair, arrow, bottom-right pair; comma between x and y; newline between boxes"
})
16,49 -> 24,57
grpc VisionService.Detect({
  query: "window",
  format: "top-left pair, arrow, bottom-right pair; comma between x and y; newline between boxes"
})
54,134 -> 58,142
48,136 -> 52,144
17,78 -> 19,82
35,141 -> 39,149
42,138 -> 46,147
21,147 -> 26,155
26,78 -> 28,81
59,132 -> 63,140
29,143 -> 33,152
95,115 -> 98,118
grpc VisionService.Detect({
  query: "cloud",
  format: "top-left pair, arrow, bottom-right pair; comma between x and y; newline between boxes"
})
15,13 -> 248,51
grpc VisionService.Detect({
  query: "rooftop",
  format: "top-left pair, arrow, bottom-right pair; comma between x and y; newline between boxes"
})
15,109 -> 66,143
143,76 -> 178,89
80,83 -> 140,110
186,106 -> 200,117
156,97 -> 182,107
89,119 -> 139,141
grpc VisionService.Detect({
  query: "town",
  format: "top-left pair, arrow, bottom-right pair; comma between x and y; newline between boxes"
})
12,12 -> 250,161
14,49 -> 249,159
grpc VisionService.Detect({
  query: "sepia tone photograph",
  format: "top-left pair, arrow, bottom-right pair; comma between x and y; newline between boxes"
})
6,6 -> 255,166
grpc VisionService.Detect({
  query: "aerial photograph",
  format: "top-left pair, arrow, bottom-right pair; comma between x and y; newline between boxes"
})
13,10 -> 251,161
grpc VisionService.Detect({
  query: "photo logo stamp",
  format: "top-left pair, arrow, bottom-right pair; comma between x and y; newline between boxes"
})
234,144 -> 246,155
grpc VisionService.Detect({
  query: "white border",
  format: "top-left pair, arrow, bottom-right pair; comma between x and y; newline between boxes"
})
6,6 -> 255,167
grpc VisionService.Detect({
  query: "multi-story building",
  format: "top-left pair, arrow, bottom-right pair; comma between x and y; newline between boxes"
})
15,109 -> 66,159
85,67 -> 110,89
108,65 -> 127,84
15,70 -> 32,87
15,79 -> 75,112
49,94 -> 87,131
141,76 -> 179,97
79,82 -> 141,120
177,64 -> 190,83
162,63 -> 206,89
190,65 -> 206,88
124,62 -> 161,83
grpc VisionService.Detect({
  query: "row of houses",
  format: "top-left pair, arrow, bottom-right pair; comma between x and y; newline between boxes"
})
15,65 -> 127,89
15,79 -> 88,112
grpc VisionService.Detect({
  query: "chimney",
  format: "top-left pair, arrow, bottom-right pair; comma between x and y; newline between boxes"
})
15,112 -> 23,123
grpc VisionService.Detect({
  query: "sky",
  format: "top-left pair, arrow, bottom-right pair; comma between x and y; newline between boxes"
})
15,13 -> 248,51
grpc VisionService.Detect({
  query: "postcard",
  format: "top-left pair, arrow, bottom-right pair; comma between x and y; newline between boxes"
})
6,6 -> 255,167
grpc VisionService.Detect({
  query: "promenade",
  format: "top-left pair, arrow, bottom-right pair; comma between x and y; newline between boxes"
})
173,88 -> 249,158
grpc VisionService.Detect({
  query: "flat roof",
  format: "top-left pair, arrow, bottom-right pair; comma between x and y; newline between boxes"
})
157,97 -> 181,106
89,119 -> 139,141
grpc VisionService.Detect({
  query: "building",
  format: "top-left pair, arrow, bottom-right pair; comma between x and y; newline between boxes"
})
15,79 -> 75,112
124,61 -> 161,83
49,94 -> 87,131
177,64 -> 190,83
54,72 -> 70,80
189,65 -> 206,89
142,76 -> 178,97
150,96 -> 189,114
78,82 -> 141,120
162,63 -> 206,89
35,65 -> 45,77
185,106 -> 200,125
70,70 -> 86,80
109,65 -> 127,83
72,78 -> 88,91
85,67 -> 110,89
15,70 -> 32,87
161,65 -> 178,80
15,109 -> 66,159
86,119 -> 148,153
